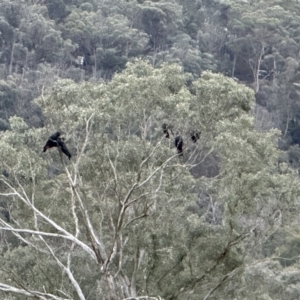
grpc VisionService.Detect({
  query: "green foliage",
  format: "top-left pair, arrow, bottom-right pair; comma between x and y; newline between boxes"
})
0,61 -> 298,300
45,0 -> 71,21
1,0 -> 300,298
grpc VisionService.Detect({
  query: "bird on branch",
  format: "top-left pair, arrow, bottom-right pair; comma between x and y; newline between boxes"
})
162,123 -> 173,138
43,132 -> 72,160
191,130 -> 201,143
175,135 -> 183,156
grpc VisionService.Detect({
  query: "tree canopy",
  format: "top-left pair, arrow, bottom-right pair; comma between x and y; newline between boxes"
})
0,61 -> 299,299
1,0 -> 300,299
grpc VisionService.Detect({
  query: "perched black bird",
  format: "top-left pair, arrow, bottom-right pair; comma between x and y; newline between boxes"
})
162,123 -> 169,138
191,130 -> 201,143
43,132 -> 71,160
57,137 -> 72,160
175,135 -> 183,156
43,132 -> 61,152
162,123 -> 173,138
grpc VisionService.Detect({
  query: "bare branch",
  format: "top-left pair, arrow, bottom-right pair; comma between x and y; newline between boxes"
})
73,187 -> 108,262
0,179 -> 97,261
202,269 -> 240,300
0,282 -> 69,300
123,213 -> 148,229
41,236 -> 86,300
138,153 -> 178,188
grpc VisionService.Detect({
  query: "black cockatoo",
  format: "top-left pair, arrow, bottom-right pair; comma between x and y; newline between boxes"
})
57,138 -> 72,160
191,130 -> 201,143
175,135 -> 183,156
43,132 -> 61,152
43,132 -> 72,160
162,123 -> 173,138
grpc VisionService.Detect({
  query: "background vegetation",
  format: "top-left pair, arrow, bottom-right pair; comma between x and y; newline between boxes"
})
1,0 -> 300,299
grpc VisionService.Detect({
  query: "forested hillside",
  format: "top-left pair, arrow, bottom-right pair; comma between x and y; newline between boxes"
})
1,0 -> 300,299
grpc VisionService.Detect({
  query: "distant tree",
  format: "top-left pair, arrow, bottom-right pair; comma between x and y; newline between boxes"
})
0,79 -> 19,120
44,0 -> 71,21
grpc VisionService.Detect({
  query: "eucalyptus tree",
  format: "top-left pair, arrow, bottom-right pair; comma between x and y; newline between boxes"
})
0,61 -> 298,300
